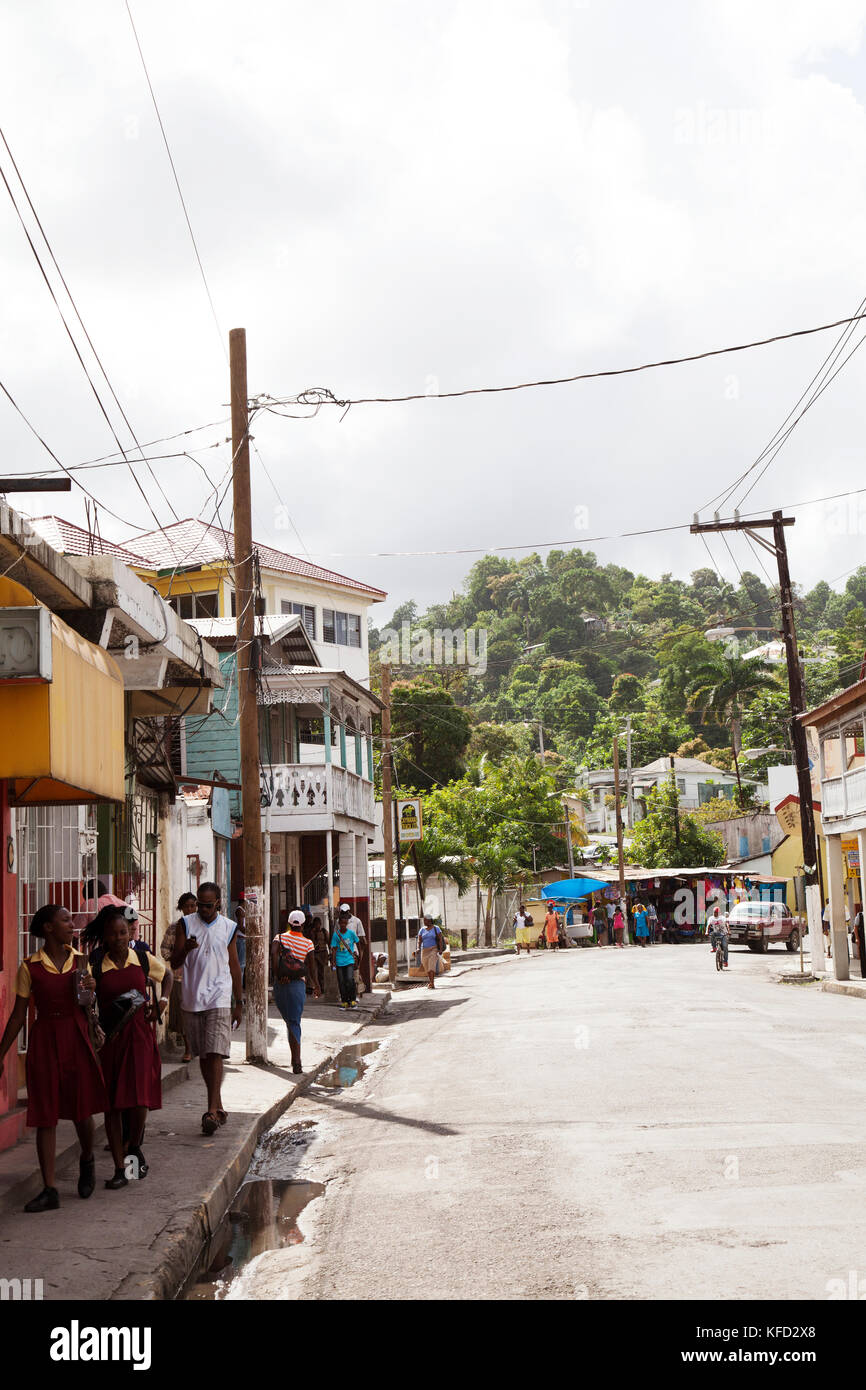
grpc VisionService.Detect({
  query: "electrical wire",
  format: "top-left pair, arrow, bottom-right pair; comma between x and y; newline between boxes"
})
252,312 -> 866,417
701,295 -> 866,516
0,123 -> 181,544
125,0 -> 225,360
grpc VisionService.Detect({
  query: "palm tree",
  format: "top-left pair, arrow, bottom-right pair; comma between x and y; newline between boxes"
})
688,654 -> 780,806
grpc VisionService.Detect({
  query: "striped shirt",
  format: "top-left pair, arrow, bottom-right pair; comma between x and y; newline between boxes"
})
274,930 -> 314,965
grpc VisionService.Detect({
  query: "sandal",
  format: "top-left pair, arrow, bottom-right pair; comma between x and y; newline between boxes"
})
181,1053 -> 192,1063
201,1111 -> 219,1136
216,1110 -> 227,1126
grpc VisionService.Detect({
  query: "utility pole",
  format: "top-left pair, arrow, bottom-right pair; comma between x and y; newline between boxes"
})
380,664 -> 398,984
230,327 -> 266,1062
537,720 -> 545,756
625,714 -> 634,830
690,510 -> 823,969
612,734 -> 626,910
564,810 -> 575,878
669,754 -> 681,851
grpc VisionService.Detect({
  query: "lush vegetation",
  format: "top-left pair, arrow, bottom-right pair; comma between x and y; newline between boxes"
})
372,552 -> 866,876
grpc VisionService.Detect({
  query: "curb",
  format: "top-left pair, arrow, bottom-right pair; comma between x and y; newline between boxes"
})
110,990 -> 391,1301
821,979 -> 866,1000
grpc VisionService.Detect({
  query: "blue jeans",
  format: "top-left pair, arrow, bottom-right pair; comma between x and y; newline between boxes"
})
273,979 -> 306,1043
336,963 -> 357,1004
711,931 -> 728,965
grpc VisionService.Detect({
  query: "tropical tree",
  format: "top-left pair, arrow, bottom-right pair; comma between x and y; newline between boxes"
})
688,655 -> 780,806
402,814 -> 472,917
389,678 -> 472,790
627,781 -> 726,869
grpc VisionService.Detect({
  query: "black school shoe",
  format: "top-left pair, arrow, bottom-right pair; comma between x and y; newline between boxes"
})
24,1186 -> 59,1212
105,1168 -> 129,1190
78,1156 -> 96,1199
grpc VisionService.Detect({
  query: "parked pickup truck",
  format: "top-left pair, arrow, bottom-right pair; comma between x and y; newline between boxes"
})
725,899 -> 801,953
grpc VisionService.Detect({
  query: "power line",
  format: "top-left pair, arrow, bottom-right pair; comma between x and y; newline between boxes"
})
0,125 -> 181,546
252,312 -> 866,416
125,0 -> 225,359
701,294 -> 866,516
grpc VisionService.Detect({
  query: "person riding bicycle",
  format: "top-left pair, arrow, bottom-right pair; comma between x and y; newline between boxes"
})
708,904 -> 729,968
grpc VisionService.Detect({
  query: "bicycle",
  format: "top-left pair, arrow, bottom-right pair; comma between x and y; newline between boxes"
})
710,930 -> 728,971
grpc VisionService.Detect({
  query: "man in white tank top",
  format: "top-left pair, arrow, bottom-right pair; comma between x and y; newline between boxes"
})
170,882 -> 243,1135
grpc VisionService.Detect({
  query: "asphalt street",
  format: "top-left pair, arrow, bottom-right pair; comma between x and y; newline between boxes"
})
222,943 -> 866,1301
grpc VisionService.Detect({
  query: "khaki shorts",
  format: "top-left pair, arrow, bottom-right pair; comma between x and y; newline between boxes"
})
182,1007 -> 231,1058
421,948 -> 440,973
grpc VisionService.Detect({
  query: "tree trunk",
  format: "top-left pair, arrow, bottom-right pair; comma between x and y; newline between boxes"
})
484,885 -> 494,947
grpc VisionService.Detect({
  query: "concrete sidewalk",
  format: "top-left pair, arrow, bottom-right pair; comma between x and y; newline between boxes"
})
0,988 -> 389,1301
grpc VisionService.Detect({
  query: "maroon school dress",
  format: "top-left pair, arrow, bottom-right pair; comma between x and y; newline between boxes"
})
25,956 -> 108,1128
96,955 -> 162,1112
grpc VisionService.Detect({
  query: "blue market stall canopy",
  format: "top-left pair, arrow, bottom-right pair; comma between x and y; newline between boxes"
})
542,877 -> 609,900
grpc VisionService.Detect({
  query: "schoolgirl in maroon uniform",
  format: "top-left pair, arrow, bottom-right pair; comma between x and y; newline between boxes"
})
87,906 -> 171,1189
0,904 -> 107,1211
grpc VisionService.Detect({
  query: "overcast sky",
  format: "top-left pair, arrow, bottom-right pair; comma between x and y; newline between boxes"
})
2,0 -> 866,620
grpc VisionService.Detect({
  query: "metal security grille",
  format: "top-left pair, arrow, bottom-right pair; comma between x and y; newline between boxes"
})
16,804 -> 96,1052
111,789 -> 158,953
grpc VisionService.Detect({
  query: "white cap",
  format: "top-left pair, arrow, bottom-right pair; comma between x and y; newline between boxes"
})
288,909 -> 306,927
339,903 -> 352,913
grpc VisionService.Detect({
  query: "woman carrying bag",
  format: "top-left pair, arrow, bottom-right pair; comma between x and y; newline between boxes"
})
417,915 -> 446,990
0,904 -> 108,1212
272,909 -> 320,1073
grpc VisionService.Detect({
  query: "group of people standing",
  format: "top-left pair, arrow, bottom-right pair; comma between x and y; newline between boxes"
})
0,899 -> 172,1212
0,881 -> 377,1214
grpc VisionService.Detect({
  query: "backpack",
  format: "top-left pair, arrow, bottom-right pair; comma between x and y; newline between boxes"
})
90,940 -> 151,985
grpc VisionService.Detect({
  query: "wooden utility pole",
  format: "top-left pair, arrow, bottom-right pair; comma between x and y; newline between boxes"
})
625,714 -> 634,830
612,734 -> 626,907
380,664 -> 398,984
230,327 -> 266,1061
669,754 -> 681,850
690,510 -> 823,966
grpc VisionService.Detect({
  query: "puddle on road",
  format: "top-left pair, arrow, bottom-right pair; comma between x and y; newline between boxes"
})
313,1039 -> 382,1090
182,1178 -> 325,1300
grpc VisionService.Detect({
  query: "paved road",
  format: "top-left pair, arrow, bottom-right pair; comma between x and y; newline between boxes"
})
228,944 -> 866,1301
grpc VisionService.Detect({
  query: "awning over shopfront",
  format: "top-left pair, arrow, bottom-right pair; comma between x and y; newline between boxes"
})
542,876 -> 609,899
0,577 -> 124,804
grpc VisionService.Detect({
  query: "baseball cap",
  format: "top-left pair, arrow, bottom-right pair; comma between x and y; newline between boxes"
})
288,909 -> 306,927
339,903 -> 351,914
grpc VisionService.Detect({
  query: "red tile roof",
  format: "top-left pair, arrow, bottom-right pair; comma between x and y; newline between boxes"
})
125,518 -> 386,599
28,515 -> 150,566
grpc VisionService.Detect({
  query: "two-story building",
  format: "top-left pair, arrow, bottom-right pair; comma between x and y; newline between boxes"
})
182,615 -> 381,945
104,516 -> 387,687
801,679 -> 866,979
580,756 -> 749,833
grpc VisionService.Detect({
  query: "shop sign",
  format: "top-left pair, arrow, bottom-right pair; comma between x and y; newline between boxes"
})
396,798 -> 423,842
0,607 -> 52,682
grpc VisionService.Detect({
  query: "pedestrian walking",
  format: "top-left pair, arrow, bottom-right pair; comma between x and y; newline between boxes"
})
544,902 -> 561,952
160,891 -> 196,1062
310,914 -> 329,995
613,905 -> 625,948
233,901 -> 247,988
634,903 -> 650,947
272,910 -> 320,1073
854,902 -> 864,961
331,912 -> 361,1009
169,882 -> 243,1136
0,904 -> 108,1212
513,903 -> 533,954
336,903 -> 368,996
88,906 -> 171,1188
647,901 -> 659,945
417,914 -> 446,989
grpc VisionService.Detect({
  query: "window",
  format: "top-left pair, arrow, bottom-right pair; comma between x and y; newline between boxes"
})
676,778 -> 686,795
322,608 -> 361,647
281,601 -> 316,639
297,717 -> 325,746
229,591 -> 264,616
166,591 -> 219,620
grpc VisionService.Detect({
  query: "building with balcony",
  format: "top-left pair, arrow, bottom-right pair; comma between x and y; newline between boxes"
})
801,679 -> 866,980
183,615 -> 381,938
